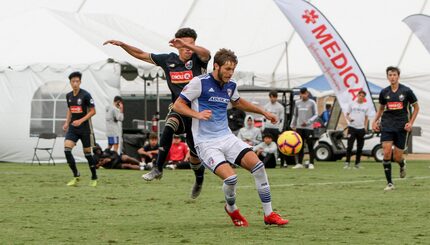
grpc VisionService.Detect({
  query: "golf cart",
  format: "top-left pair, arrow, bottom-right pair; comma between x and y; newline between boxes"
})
314,99 -> 384,162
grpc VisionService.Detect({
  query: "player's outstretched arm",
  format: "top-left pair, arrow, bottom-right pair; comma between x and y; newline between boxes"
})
169,38 -> 211,62
103,40 -> 154,64
232,98 -> 277,124
173,97 -> 212,120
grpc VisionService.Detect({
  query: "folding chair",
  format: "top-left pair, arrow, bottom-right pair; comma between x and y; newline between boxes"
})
32,132 -> 57,165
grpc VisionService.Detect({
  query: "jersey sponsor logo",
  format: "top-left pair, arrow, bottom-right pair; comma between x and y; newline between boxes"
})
208,96 -> 230,104
77,98 -> 82,105
208,88 -> 215,92
70,106 -> 83,113
170,70 -> 193,84
185,60 -> 193,70
387,102 -> 403,110
399,94 -> 405,101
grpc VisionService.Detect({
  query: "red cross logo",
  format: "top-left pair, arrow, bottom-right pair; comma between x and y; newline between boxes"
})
302,9 -> 319,24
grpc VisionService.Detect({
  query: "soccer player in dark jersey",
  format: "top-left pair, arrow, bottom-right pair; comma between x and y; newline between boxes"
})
104,28 -> 210,198
63,72 -> 98,187
372,66 -> 419,191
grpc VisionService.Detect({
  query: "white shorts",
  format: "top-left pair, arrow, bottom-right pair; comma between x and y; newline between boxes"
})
195,134 -> 252,172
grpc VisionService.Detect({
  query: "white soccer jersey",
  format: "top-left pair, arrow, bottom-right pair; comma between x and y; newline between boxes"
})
179,73 -> 240,145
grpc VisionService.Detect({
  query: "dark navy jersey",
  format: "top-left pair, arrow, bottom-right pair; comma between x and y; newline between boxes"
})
379,84 -> 417,131
66,89 -> 95,132
150,52 -> 208,102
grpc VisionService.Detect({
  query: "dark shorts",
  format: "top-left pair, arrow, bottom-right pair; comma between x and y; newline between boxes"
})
65,129 -> 95,148
166,106 -> 198,158
381,130 -> 407,149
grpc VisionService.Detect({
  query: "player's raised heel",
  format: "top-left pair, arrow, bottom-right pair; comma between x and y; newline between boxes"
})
264,212 -> 289,226
142,168 -> 163,181
224,205 -> 248,227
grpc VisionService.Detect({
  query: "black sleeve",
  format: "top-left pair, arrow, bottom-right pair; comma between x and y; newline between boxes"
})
150,53 -> 169,69
66,94 -> 70,107
85,92 -> 95,108
407,88 -> 418,104
378,90 -> 386,105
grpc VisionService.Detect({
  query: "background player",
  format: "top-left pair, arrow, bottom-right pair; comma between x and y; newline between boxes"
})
105,96 -> 124,152
173,48 -> 288,226
372,66 -> 419,191
104,28 -> 210,198
63,71 -> 98,187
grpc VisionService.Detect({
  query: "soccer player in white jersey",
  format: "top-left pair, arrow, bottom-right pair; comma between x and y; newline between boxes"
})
173,49 -> 288,226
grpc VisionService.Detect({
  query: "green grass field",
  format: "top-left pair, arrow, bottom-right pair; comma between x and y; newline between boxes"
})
1,160 -> 429,244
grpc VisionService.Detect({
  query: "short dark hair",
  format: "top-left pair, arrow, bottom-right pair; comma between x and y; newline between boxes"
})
300,87 -> 308,94
263,133 -> 273,140
175,28 -> 197,40
269,90 -> 278,98
325,104 -> 332,110
214,48 -> 238,67
358,90 -> 367,96
149,132 -> 158,140
68,71 -> 82,80
114,96 -> 123,103
386,66 -> 400,75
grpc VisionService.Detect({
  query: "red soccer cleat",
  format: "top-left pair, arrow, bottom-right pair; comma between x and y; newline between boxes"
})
264,212 -> 289,226
224,205 -> 249,227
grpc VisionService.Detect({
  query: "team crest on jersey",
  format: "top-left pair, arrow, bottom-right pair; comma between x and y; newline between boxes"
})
185,60 -> 193,70
77,98 -> 82,105
399,94 -> 405,101
227,89 -> 232,97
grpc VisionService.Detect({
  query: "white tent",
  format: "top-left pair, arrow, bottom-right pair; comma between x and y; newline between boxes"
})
0,8 -> 169,162
1,0 -> 430,155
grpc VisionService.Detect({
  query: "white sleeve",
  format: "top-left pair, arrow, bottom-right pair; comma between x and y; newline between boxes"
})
231,84 -> 240,102
179,77 -> 202,102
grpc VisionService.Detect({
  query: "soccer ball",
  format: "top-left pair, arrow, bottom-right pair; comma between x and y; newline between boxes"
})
277,131 -> 303,156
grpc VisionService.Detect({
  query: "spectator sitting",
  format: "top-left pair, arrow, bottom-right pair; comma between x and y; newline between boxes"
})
93,145 -> 143,170
253,133 -> 277,168
237,115 -> 262,146
137,132 -> 159,169
165,134 -> 189,170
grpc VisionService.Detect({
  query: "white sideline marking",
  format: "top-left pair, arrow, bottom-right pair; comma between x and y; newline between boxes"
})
237,176 -> 430,189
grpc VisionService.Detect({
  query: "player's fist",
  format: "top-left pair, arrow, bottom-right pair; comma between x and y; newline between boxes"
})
71,120 -> 82,127
372,121 -> 380,132
103,40 -> 123,46
62,123 -> 69,132
169,38 -> 186,49
263,111 -> 277,124
404,122 -> 413,132
198,110 -> 212,120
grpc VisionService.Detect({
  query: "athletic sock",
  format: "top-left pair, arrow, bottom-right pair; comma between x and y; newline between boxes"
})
156,126 -> 175,172
398,159 -> 405,169
85,153 -> 97,180
383,160 -> 392,184
223,175 -> 238,213
65,148 -> 79,177
251,161 -> 273,216
190,163 -> 205,185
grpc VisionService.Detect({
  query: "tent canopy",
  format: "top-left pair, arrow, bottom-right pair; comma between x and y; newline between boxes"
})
299,75 -> 383,95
